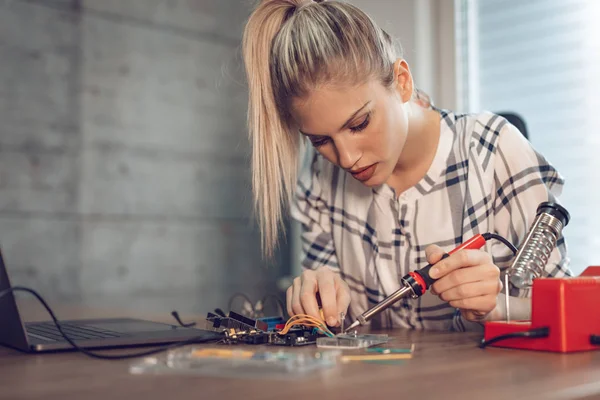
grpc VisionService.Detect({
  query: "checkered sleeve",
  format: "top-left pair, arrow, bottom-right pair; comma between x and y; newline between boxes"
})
290,147 -> 339,271
492,120 -> 572,298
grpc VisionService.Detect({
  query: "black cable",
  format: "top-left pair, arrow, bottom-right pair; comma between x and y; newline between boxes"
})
483,233 -> 519,255
0,286 -> 222,360
479,327 -> 549,348
171,310 -> 196,328
591,335 -> 600,346
213,308 -> 226,317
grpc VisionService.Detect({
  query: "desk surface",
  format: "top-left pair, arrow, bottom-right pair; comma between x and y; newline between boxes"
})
2,306 -> 600,400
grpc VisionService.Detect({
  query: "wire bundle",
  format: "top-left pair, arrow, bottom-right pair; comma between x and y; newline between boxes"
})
277,314 -> 335,337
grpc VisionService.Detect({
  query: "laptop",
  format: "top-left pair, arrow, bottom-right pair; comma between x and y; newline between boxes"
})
0,249 -> 222,353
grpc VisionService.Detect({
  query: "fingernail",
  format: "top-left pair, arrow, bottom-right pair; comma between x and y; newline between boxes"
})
327,317 -> 337,326
429,267 -> 439,278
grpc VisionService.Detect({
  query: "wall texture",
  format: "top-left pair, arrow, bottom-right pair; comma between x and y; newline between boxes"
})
0,0 -> 288,316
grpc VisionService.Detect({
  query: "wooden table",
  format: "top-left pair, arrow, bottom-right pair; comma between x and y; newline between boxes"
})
2,305 -> 600,400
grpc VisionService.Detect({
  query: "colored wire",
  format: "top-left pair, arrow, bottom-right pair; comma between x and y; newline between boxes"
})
281,314 -> 325,331
278,314 -> 335,337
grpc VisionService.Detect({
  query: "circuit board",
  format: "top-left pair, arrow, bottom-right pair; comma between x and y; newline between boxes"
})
205,312 -> 325,346
269,328 -> 320,346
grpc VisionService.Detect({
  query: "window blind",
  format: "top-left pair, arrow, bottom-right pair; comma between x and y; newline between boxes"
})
457,0 -> 600,274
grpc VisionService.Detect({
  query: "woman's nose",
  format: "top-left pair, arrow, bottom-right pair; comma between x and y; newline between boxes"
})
335,138 -> 360,170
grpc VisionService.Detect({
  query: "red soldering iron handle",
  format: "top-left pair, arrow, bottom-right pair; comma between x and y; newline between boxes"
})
403,234 -> 488,297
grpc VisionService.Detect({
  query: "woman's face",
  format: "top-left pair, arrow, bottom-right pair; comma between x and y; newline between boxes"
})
290,61 -> 413,187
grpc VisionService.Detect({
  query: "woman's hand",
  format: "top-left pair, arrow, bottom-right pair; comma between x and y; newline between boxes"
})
286,266 -> 351,327
425,245 -> 503,322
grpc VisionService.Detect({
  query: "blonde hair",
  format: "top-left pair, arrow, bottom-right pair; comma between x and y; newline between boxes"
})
242,0 -> 401,258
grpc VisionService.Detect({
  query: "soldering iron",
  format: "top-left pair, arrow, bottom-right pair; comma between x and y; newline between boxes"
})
344,232 -> 518,332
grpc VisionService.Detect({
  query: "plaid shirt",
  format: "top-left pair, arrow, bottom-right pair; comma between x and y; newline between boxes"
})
291,109 -> 572,332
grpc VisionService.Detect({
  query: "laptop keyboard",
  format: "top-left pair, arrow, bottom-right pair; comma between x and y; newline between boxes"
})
26,322 -> 124,342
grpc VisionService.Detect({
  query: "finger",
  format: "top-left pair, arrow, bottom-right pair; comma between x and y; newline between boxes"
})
449,294 -> 497,315
431,264 -> 499,294
428,249 -> 493,279
437,280 -> 501,302
286,287 -> 293,317
425,244 -> 446,264
291,278 -> 306,316
299,275 -> 322,320
334,275 -> 351,317
461,309 -> 489,322
316,271 -> 338,326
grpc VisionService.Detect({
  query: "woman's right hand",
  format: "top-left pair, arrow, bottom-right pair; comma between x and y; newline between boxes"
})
285,266 -> 351,327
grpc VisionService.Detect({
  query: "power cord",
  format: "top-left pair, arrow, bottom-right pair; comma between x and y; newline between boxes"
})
479,327 -> 549,348
170,310 -> 196,328
477,233 -> 546,349
0,286 -> 222,360
482,233 -> 519,254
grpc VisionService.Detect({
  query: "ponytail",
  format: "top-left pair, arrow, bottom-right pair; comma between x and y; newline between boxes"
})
242,1 -> 303,259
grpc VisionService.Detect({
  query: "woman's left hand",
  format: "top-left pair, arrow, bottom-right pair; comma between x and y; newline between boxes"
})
425,245 -> 503,322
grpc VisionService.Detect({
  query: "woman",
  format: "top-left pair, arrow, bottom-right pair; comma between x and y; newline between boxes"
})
241,0 -> 571,331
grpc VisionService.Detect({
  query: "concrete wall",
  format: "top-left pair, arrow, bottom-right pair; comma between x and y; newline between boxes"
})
0,0 -> 287,316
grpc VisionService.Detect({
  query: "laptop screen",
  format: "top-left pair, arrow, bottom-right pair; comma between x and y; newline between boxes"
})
0,249 -> 31,350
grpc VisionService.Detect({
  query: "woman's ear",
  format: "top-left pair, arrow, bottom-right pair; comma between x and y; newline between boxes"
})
393,59 -> 414,103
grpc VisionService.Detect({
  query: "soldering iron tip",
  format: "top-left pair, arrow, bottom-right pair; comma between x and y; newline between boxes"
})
344,320 -> 359,333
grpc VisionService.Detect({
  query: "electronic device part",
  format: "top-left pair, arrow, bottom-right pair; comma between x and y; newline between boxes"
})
206,311 -> 334,347
270,327 -> 320,346
257,316 -> 286,331
277,314 -> 335,337
228,311 -> 268,331
316,333 -> 390,349
219,326 -> 323,347
205,311 -> 267,333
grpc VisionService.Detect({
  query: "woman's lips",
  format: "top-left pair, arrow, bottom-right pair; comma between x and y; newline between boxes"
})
350,163 -> 377,182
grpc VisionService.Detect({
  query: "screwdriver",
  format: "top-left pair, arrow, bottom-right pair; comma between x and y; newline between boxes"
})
344,234 -> 488,332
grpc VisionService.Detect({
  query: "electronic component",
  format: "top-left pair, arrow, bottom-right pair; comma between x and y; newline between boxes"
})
221,328 -> 266,345
205,311 -> 268,332
270,327 -> 320,346
317,333 -> 389,349
220,327 -> 322,347
340,353 -> 412,363
206,310 -> 334,347
257,316 -> 286,331
229,311 -> 268,331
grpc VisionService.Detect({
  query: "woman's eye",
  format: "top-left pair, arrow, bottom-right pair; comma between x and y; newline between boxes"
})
311,137 -> 330,148
350,113 -> 371,132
